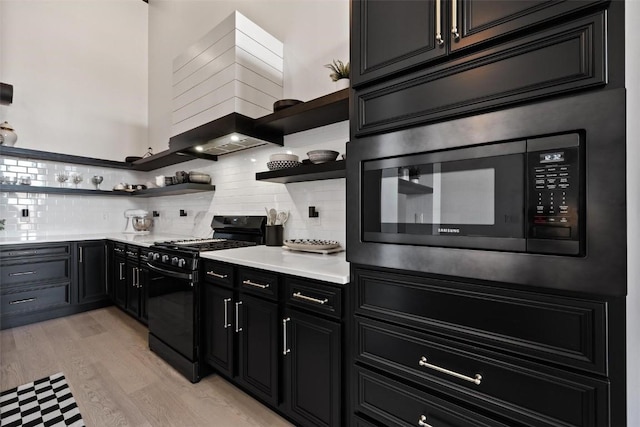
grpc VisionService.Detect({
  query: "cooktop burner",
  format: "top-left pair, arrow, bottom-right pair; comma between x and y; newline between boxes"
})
153,239 -> 257,252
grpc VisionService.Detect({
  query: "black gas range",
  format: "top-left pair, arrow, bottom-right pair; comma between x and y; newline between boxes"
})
146,215 -> 266,383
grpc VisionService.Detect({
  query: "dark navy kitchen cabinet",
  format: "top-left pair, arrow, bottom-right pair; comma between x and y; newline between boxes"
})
76,240 -> 108,304
352,0 -> 609,88
351,0 -> 617,137
109,243 -> 149,325
202,259 -> 346,426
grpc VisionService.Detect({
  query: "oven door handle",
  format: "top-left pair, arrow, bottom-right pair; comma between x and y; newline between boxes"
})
145,262 -> 193,281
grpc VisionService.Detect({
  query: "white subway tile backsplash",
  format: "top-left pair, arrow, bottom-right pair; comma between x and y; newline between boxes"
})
1,121 -> 348,243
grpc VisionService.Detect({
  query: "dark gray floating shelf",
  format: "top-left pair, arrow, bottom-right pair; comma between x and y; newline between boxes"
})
0,183 -> 215,197
256,160 -> 345,183
398,179 -> 433,195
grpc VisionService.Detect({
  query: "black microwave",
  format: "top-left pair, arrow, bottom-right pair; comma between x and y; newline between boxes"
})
361,133 -> 583,255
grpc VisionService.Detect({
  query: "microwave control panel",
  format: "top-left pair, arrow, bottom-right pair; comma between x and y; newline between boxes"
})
527,140 -> 581,253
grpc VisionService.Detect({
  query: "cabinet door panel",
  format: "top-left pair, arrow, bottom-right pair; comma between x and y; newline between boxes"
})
454,0 -> 608,52
125,264 -> 140,317
284,309 -> 341,427
77,241 -> 107,304
237,294 -> 279,406
113,256 -> 127,308
355,13 -> 605,136
352,0 -> 447,86
203,284 -> 234,377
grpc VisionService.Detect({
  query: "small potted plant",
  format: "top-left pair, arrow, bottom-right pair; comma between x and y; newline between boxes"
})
325,59 -> 350,90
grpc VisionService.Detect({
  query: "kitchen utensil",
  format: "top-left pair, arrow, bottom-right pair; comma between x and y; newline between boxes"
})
269,153 -> 299,162
91,175 -> 104,190
273,99 -> 303,111
19,176 -> 31,185
269,208 -> 277,226
123,209 -> 151,234
307,150 -> 339,164
277,211 -> 289,227
267,160 -> 301,170
155,176 -> 165,187
188,172 -> 212,184
113,183 -> 127,191
175,171 -> 188,184
165,176 -> 175,186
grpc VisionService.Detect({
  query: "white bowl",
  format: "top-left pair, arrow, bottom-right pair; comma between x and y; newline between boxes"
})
269,153 -> 299,162
307,150 -> 339,164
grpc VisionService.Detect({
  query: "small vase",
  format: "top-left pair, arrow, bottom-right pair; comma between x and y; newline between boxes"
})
335,78 -> 350,90
0,121 -> 17,146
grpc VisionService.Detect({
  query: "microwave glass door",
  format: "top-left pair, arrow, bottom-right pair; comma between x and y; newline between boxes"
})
363,152 -> 525,249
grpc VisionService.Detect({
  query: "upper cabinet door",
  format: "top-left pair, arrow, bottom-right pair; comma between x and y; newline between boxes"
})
351,0 -> 447,87
452,0 -> 609,52
351,0 -> 609,88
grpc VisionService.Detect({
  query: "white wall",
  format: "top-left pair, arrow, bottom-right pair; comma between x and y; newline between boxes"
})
626,0 -> 640,424
0,0 -> 148,161
148,0 -> 349,154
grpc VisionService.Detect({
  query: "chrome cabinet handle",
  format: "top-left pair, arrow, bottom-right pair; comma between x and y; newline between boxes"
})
8,271 -> 35,277
8,251 -> 38,256
223,298 -> 232,328
79,246 -> 83,263
418,415 -> 433,427
10,297 -> 36,305
282,318 -> 291,355
435,0 -> 444,46
136,267 -> 141,288
242,279 -> 270,289
451,0 -> 460,40
119,262 -> 125,280
292,292 -> 328,305
235,301 -> 243,332
207,271 -> 228,279
419,356 -> 482,385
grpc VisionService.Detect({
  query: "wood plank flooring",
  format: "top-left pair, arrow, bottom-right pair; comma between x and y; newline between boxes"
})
0,307 -> 294,427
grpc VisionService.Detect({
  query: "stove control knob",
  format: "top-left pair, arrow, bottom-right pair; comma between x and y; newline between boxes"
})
171,257 -> 179,266
178,258 -> 186,268
161,254 -> 169,263
152,252 -> 160,261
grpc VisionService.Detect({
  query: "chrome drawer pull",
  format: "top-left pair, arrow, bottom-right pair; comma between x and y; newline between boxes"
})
282,318 -> 291,355
435,0 -> 444,46
207,271 -> 228,279
8,251 -> 38,256
292,292 -> 328,305
10,297 -> 36,305
9,271 -> 36,277
235,301 -> 243,332
451,0 -> 460,40
223,298 -> 232,328
418,356 -> 482,385
242,279 -> 269,289
418,415 -> 432,427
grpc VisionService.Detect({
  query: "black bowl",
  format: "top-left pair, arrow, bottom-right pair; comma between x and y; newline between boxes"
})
273,99 -> 303,112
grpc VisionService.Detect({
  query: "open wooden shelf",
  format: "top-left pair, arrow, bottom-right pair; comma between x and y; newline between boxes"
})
255,89 -> 349,135
256,160 -> 345,183
0,183 -> 215,197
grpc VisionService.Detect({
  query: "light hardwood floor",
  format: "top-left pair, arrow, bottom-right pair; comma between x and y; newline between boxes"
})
0,307 -> 294,427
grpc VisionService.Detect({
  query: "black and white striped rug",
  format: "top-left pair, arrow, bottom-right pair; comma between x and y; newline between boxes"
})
0,373 -> 84,427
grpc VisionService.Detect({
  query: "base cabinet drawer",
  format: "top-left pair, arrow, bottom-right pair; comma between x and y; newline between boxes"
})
354,267 -> 606,375
1,284 -> 70,315
355,367 -> 510,427
1,259 -> 70,288
356,317 -> 608,427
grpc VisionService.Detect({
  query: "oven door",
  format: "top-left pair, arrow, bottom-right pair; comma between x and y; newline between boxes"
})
362,141 -> 526,252
146,262 -> 197,361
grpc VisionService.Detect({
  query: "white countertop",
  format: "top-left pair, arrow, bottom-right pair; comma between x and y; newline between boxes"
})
0,232 -> 193,247
0,234 -> 351,284
201,246 -> 350,285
